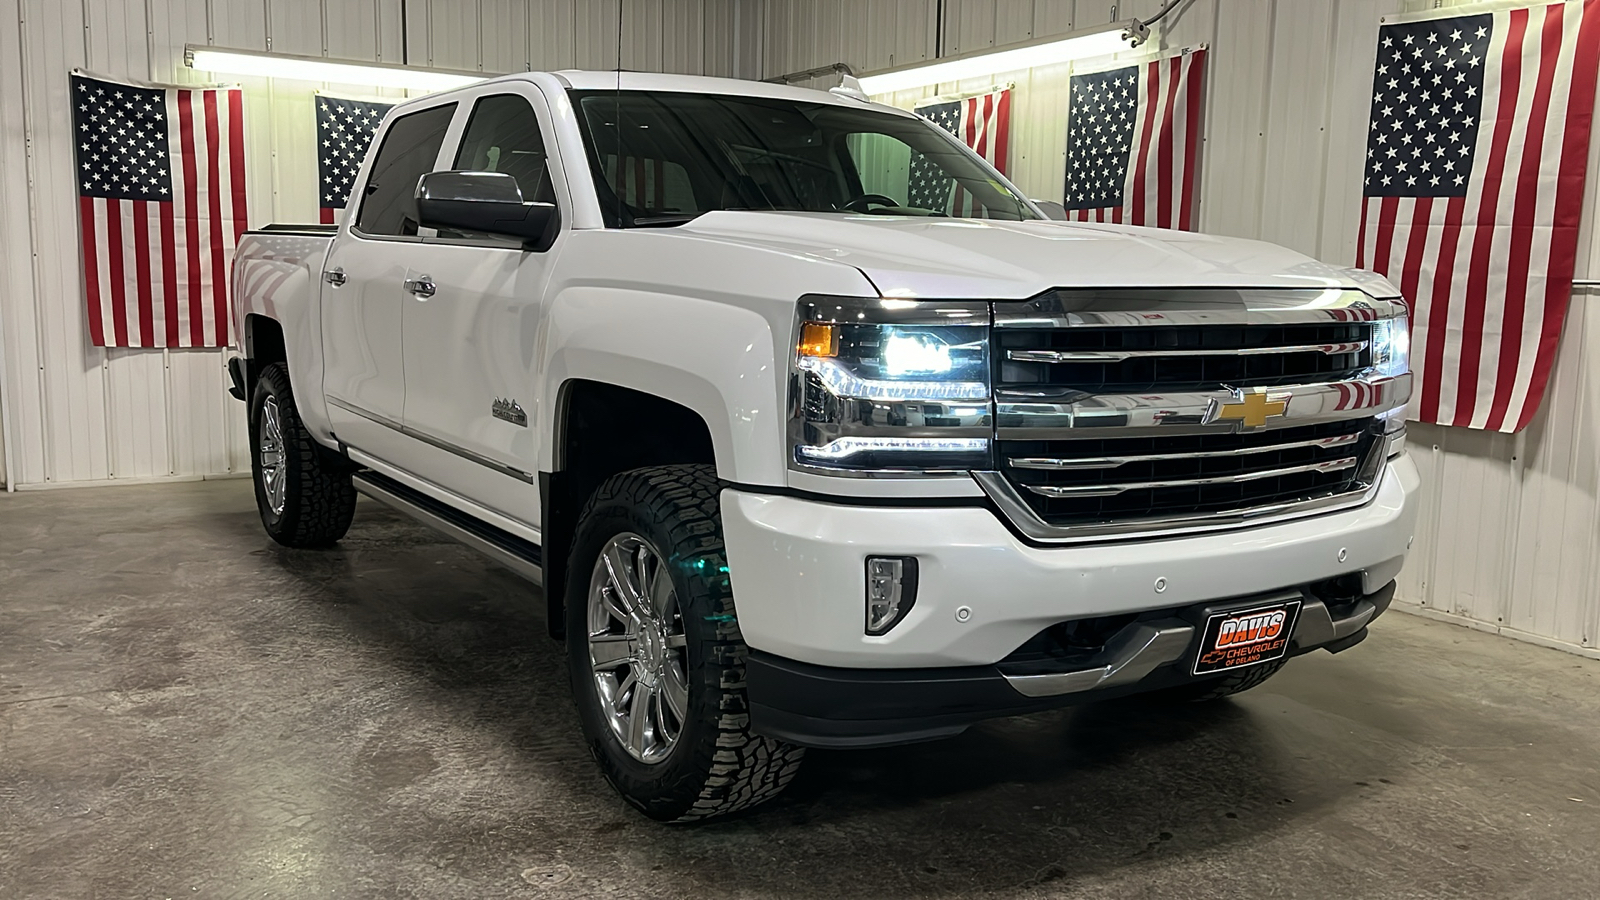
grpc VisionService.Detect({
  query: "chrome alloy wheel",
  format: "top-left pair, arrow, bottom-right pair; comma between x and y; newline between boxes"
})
586,533 -> 690,764
258,396 -> 288,517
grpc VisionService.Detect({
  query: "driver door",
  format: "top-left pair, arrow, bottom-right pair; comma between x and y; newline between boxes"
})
396,89 -> 565,523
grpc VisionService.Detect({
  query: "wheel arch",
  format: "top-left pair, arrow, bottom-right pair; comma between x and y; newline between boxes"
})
541,377 -> 723,639
241,313 -> 287,399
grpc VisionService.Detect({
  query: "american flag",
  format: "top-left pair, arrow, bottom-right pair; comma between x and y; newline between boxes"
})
71,72 -> 246,348
910,88 -> 1011,214
1063,48 -> 1207,229
317,95 -> 393,224
1357,2 -> 1600,433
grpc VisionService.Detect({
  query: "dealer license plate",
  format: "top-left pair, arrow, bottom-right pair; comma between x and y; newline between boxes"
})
1192,598 -> 1302,676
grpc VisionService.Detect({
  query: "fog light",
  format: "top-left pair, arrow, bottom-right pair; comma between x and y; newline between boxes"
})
866,556 -> 918,635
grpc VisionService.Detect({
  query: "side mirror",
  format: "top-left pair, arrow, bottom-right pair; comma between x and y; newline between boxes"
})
415,170 -> 559,250
1032,199 -> 1069,221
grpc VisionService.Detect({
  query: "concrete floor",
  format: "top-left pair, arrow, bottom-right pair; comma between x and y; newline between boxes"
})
2,481 -> 1598,899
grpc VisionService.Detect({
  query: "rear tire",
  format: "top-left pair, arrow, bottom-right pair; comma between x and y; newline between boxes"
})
1145,658 -> 1289,703
566,465 -> 804,822
248,363 -> 356,549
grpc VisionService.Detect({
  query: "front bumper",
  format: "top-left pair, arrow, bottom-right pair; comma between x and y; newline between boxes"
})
721,454 -> 1420,669
721,455 -> 1419,748
746,581 -> 1394,748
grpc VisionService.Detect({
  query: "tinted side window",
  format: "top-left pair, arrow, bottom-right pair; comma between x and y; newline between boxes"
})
453,94 -> 554,204
356,103 -> 456,236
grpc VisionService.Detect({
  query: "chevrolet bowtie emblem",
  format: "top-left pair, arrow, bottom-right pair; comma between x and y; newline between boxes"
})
1209,390 -> 1291,429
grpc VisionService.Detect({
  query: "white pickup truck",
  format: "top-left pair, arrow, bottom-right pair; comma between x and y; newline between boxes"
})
228,70 -> 1419,822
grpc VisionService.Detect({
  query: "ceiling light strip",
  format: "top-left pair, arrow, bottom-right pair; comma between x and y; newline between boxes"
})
185,45 -> 489,92
855,24 -> 1137,95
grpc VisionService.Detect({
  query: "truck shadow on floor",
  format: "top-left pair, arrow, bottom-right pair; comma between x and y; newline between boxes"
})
247,503 -> 1331,898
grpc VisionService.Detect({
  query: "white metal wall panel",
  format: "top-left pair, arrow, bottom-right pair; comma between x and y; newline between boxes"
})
659,0 -> 700,75
323,0 -> 389,61
213,0 -> 268,49
703,0 -> 735,76
529,0 -> 578,70
480,0 -> 530,72
424,0 -> 477,69
1258,2 -> 1335,257
1030,0 -> 1073,36
25,0 -> 112,485
1200,0 -> 1271,242
574,0 -> 619,69
759,0 -> 1600,657
0,1 -> 38,490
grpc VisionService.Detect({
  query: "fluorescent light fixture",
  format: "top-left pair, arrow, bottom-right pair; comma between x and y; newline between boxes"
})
185,45 -> 488,92
856,25 -> 1136,94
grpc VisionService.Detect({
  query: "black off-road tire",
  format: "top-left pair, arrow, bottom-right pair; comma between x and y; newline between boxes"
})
1146,658 -> 1289,703
566,465 -> 804,822
248,363 -> 357,548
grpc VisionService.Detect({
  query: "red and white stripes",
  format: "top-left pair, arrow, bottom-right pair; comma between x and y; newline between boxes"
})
81,85 -> 246,349
951,88 -> 1012,216
1359,1 -> 1600,432
1070,47 -> 1206,230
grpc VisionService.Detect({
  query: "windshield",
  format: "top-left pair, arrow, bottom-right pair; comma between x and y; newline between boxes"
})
569,89 -> 1037,227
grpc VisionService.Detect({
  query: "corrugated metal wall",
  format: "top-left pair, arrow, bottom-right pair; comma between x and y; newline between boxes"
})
0,0 -> 755,490
761,0 -> 1600,659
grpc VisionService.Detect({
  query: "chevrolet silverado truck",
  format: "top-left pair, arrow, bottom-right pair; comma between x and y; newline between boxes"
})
227,71 -> 1418,822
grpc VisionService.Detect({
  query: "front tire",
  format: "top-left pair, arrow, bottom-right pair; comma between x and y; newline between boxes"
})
566,465 -> 804,822
248,363 -> 356,548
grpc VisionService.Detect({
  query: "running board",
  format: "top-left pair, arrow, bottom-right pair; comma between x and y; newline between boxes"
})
351,471 -> 543,585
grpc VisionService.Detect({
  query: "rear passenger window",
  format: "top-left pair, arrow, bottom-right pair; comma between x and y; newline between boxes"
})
454,94 -> 555,204
356,103 -> 456,236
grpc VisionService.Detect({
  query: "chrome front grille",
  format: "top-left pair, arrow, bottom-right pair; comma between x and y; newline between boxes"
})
998,322 -> 1373,392
997,419 -> 1381,527
979,288 -> 1410,541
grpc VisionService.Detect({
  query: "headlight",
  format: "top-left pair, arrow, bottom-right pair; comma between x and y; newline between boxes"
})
1371,313 -> 1410,456
789,297 -> 992,474
1371,314 -> 1410,378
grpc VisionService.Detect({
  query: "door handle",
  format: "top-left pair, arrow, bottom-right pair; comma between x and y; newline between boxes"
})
322,267 -> 347,287
403,274 -> 436,298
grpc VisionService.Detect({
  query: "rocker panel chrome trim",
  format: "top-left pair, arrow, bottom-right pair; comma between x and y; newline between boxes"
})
328,396 -> 537,484
351,471 -> 543,585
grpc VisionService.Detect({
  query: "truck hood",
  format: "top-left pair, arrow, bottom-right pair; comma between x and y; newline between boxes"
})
676,211 -> 1366,300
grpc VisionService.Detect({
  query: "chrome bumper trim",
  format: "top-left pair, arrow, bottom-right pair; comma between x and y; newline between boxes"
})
972,439 -> 1386,544
1003,620 -> 1195,698
1007,341 -> 1367,364
1291,598 -> 1377,648
1002,591 -> 1381,699
1020,455 -> 1359,498
1007,431 -> 1360,471
994,373 -> 1411,438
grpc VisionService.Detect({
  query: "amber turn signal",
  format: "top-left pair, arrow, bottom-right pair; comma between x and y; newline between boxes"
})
797,322 -> 839,358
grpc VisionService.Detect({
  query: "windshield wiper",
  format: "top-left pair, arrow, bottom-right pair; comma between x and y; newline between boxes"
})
629,213 -> 704,228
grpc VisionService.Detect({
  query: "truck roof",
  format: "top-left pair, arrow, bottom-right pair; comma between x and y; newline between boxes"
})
394,69 -> 903,115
